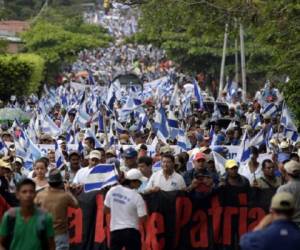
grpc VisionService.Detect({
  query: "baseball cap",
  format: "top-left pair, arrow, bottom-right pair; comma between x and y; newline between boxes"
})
194,152 -> 206,161
284,160 -> 300,175
196,133 -> 204,141
89,150 -> 102,160
271,192 -> 295,210
125,169 -> 147,182
159,145 -> 174,155
14,157 -> 24,165
279,141 -> 289,149
123,147 -> 138,158
225,159 -> 238,169
48,169 -> 63,184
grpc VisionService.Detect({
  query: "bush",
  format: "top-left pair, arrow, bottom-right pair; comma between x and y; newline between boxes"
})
0,54 -> 44,101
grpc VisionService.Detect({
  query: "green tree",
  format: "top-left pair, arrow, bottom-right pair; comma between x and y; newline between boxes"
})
0,53 -> 44,100
22,20 -> 111,82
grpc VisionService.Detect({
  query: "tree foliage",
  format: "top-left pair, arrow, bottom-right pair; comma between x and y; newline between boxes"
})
129,0 -> 300,120
0,54 -> 44,100
21,6 -> 112,83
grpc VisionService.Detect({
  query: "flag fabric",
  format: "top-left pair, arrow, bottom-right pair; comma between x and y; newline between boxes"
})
239,131 -> 251,162
280,103 -> 299,142
249,129 -> 265,147
212,151 -> 226,175
177,129 -> 188,151
55,142 -> 65,169
84,164 -> 118,192
154,107 -> 169,143
193,79 -> 204,109
262,103 -> 277,117
98,112 -> 105,133
168,111 -> 179,139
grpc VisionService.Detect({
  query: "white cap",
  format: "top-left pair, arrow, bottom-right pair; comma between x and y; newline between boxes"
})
125,169 -> 147,182
284,160 -> 300,175
89,150 -> 101,160
280,141 -> 289,149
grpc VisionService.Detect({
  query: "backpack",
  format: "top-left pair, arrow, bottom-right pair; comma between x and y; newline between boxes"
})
4,207 -> 49,250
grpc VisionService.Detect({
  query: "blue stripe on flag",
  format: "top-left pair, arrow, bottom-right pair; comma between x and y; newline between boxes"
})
84,175 -> 118,192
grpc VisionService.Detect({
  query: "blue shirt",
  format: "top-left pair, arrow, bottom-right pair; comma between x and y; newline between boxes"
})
240,220 -> 300,250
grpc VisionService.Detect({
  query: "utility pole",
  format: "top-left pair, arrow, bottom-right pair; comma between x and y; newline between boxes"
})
218,23 -> 228,99
234,19 -> 239,83
240,23 -> 247,102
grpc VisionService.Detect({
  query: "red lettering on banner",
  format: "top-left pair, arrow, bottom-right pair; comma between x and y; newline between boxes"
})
175,196 -> 192,247
94,194 -> 106,243
68,207 -> 83,244
145,212 -> 165,250
190,209 -> 208,248
208,196 -> 223,243
222,207 -> 238,245
238,193 -> 248,237
248,208 -> 266,231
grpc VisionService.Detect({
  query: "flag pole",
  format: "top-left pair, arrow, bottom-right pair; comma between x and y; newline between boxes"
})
218,23 -> 229,99
240,23 -> 247,102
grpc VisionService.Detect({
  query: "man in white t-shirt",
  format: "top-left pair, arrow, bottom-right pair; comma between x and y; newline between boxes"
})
145,153 -> 186,192
72,150 -> 102,184
104,169 -> 147,250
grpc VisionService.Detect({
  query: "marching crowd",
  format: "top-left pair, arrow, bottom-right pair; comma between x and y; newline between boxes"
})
1,2 -> 300,250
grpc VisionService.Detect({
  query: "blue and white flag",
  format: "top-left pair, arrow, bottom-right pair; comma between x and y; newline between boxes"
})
55,142 -> 65,169
193,79 -> 204,109
154,107 -> 169,143
212,102 -> 221,121
281,103 -> 298,142
168,111 -> 179,139
262,103 -> 277,117
249,129 -> 264,147
239,131 -> 251,162
84,164 -> 118,192
177,129 -> 189,151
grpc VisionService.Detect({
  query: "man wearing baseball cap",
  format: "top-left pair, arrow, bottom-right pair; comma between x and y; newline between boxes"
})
104,169 -> 147,250
219,159 -> 250,188
277,160 -> 300,227
120,147 -> 138,172
240,192 -> 300,250
183,152 -> 207,186
72,150 -> 102,184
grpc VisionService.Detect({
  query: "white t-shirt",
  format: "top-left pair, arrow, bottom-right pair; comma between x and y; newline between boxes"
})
145,169 -> 186,191
72,167 -> 91,184
104,185 -> 147,231
238,162 -> 263,184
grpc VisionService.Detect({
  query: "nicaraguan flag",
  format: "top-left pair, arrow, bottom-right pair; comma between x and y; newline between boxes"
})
193,79 -> 204,109
168,111 -> 179,139
280,103 -> 299,142
239,131 -> 251,162
249,129 -> 265,147
84,164 -> 118,192
262,103 -> 277,117
154,107 -> 169,143
55,142 -> 65,169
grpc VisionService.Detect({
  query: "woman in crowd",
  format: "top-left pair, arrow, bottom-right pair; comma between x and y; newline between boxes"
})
32,159 -> 49,192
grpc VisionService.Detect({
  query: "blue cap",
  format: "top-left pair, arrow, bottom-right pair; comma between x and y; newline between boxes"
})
277,152 -> 290,163
123,147 -> 138,158
196,133 -> 204,141
215,134 -> 225,145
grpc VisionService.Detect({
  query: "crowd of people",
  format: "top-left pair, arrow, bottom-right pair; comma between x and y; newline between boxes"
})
1,2 -> 300,250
